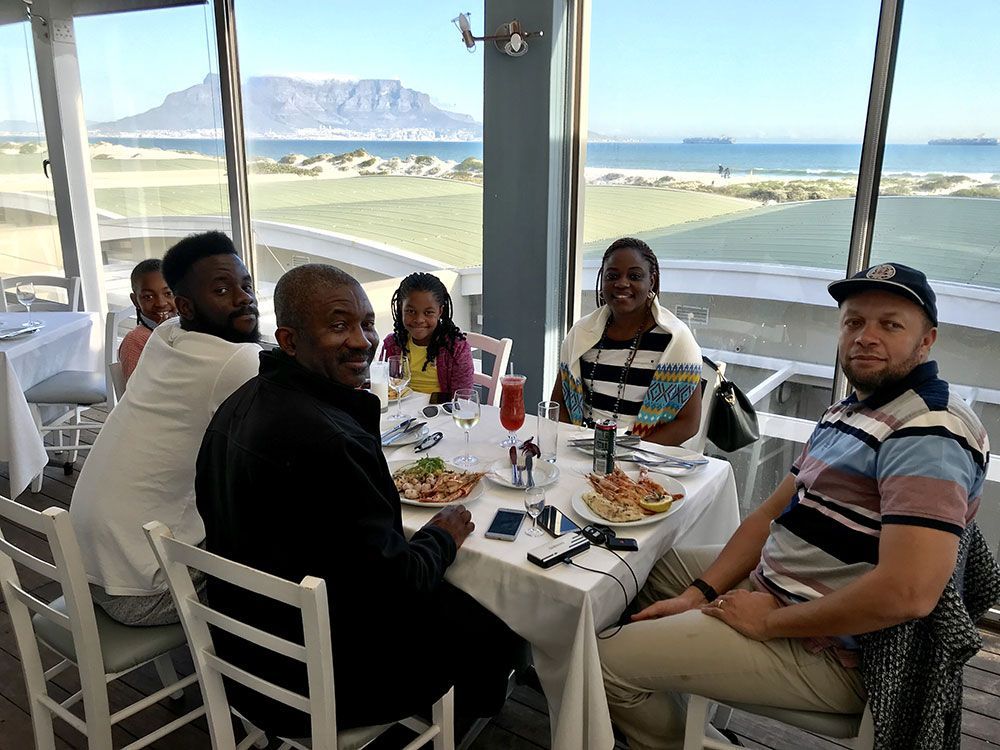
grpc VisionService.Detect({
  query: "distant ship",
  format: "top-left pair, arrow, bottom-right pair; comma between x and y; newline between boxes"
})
682,136 -> 734,144
927,137 -> 997,146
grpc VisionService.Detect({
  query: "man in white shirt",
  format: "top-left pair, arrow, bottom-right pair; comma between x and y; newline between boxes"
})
71,231 -> 262,626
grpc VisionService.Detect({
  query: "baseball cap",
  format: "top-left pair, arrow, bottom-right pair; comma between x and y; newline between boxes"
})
827,263 -> 938,327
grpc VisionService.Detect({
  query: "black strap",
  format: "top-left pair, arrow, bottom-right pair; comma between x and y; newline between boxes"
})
690,577 -> 718,603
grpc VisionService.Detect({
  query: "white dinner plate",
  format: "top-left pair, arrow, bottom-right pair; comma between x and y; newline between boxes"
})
571,470 -> 686,528
486,457 -> 560,490
389,459 -> 486,508
381,424 -> 429,447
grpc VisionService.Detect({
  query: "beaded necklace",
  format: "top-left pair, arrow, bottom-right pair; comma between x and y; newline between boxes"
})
585,313 -> 652,427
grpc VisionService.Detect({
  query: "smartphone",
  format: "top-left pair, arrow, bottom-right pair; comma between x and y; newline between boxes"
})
429,391 -> 453,405
539,506 -> 582,538
485,508 -> 527,541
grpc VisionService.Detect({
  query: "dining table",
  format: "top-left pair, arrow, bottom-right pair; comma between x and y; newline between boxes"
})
0,311 -> 101,496
383,393 -> 741,750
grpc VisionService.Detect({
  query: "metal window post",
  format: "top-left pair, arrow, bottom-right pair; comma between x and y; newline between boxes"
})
212,0 -> 255,279
832,0 -> 905,402
29,0 -> 107,314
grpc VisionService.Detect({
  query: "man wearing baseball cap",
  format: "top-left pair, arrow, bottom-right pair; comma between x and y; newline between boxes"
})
600,262 -> 992,749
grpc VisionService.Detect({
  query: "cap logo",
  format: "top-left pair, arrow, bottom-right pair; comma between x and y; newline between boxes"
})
866,264 -> 897,280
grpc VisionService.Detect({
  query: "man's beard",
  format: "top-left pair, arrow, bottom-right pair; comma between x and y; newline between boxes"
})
841,344 -> 924,395
188,305 -> 261,344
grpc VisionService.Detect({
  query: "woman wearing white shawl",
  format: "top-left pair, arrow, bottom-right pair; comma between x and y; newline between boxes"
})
550,238 -> 703,445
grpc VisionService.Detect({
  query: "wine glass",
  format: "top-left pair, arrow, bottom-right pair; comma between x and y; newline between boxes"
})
499,374 -> 526,447
451,388 -> 480,467
15,282 -> 37,325
524,487 -> 546,537
387,355 -> 411,423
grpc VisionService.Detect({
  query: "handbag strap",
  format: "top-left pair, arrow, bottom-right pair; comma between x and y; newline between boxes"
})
702,355 -> 729,384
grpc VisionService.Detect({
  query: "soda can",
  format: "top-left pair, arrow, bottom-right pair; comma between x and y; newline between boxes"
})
593,419 -> 617,475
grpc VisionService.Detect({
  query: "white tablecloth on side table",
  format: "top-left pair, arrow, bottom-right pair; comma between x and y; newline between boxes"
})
389,396 -> 740,750
0,312 -> 100,496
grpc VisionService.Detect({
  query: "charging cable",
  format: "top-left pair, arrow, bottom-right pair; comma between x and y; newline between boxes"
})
566,547 -> 641,640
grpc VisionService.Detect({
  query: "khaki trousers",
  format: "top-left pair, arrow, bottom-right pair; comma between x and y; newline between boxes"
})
599,546 -> 866,750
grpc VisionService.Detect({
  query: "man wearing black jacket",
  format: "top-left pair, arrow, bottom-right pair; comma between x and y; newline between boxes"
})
195,263 -> 520,737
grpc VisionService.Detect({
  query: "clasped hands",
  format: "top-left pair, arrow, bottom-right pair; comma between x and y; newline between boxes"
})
631,587 -> 781,641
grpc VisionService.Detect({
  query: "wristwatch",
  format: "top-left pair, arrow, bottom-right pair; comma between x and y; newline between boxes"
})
689,577 -> 718,603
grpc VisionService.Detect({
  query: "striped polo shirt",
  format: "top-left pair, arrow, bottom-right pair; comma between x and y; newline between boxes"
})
580,324 -> 672,430
751,361 -> 990,663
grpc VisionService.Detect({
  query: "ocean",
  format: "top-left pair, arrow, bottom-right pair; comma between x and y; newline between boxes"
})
11,135 -> 1000,177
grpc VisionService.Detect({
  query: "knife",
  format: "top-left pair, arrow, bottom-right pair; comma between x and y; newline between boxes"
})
525,453 -> 535,488
380,417 -> 414,443
383,420 -> 426,445
509,446 -> 521,486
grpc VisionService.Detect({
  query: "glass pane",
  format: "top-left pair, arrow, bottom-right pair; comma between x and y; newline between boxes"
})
0,20 -> 63,285
73,4 -> 230,311
234,1 -> 484,339
870,0 -> 1000,553
583,2 -> 880,513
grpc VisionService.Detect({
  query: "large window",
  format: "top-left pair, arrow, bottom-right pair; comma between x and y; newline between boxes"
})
233,0 -> 484,338
73,4 -> 230,311
870,0 -> 1000,552
0,19 -> 62,280
583,2 -> 880,512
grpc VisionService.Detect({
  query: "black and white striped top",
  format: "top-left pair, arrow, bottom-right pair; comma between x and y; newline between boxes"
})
579,324 -> 673,430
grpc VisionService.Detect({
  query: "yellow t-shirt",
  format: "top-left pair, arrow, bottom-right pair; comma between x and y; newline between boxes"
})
408,344 -> 439,394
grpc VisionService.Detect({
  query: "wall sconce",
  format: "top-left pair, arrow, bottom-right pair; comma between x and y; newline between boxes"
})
453,13 -> 543,58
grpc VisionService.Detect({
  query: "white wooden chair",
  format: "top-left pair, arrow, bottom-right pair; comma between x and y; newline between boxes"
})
0,275 -> 82,312
144,520 -> 456,750
0,496 -> 203,750
105,306 -> 136,405
465,332 -> 512,406
683,694 -> 873,749
681,358 -> 726,454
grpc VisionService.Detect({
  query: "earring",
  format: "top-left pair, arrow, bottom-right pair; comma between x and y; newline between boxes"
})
647,291 -> 655,300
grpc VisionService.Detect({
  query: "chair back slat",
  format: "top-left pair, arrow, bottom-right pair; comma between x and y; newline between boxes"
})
187,598 -> 308,663
465,332 -> 513,406
0,275 -> 82,312
105,306 -> 135,405
202,651 -> 312,713
0,537 -> 59,579
158,533 -> 305,606
5,584 -> 72,630
682,359 -> 727,454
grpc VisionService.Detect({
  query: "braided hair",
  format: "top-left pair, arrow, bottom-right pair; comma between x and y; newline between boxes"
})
390,273 -> 466,370
595,237 -> 661,308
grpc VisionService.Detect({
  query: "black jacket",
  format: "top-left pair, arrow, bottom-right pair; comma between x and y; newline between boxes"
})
195,350 -> 457,734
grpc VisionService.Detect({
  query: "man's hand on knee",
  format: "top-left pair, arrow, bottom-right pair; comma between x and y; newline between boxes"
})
701,590 -> 781,641
631,587 -> 705,622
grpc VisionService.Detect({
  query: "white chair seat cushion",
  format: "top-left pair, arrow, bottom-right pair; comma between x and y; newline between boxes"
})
32,596 -> 187,674
281,723 -> 394,750
24,371 -> 106,405
725,701 -> 863,738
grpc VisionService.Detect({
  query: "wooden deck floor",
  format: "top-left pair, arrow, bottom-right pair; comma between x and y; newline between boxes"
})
1,408 -> 999,749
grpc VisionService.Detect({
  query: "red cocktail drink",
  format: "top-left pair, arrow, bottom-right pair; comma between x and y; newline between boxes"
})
499,375 -> 526,447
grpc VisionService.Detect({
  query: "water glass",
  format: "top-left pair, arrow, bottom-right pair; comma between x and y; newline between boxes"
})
537,400 -> 560,462
452,388 -> 480,467
368,361 -> 389,413
387,354 -> 411,423
15,282 -> 37,324
524,487 -> 546,537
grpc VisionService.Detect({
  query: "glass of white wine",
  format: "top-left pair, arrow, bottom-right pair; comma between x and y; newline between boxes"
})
387,354 -> 411,423
15,282 -> 37,325
452,388 -> 480,467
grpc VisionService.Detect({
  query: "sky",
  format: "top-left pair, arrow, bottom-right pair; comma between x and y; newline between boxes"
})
1,0 -> 998,143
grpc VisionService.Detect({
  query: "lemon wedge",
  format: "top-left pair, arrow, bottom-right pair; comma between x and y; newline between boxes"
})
639,495 -> 673,513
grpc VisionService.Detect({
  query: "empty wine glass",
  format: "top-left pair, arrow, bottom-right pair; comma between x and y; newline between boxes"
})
387,355 -> 411,423
15,282 -> 37,325
524,487 -> 546,536
452,388 -> 480,467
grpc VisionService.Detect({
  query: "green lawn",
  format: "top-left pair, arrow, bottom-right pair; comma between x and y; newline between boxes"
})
0,154 -> 222,174
90,177 -> 751,269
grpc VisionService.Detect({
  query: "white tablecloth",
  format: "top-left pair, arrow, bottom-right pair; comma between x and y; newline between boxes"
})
0,312 -> 100,496
389,397 -> 740,750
